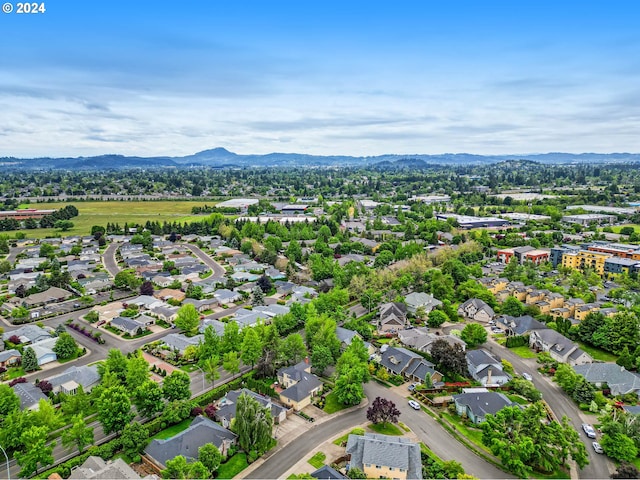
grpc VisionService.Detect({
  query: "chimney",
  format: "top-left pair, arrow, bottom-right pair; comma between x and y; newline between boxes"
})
487,367 -> 493,385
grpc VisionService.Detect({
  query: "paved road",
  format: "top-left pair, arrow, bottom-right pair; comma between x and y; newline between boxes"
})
102,241 -> 121,278
4,245 -> 26,265
182,243 -> 226,277
485,335 -> 613,479
247,381 -> 511,480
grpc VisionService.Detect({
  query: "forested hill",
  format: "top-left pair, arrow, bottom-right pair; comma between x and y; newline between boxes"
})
1,148 -> 640,170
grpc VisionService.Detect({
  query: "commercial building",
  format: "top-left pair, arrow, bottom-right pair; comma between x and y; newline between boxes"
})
561,250 -> 610,275
0,209 -> 56,220
561,214 -> 616,225
435,214 -> 510,229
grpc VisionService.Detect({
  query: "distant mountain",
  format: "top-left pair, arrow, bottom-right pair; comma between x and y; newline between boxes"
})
1,149 -> 640,170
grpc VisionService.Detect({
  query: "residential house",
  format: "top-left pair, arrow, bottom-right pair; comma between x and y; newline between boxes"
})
21,286 -> 73,308
277,360 -> 323,411
110,317 -> 147,336
126,295 -> 163,310
378,302 -> 408,333
457,299 -> 495,323
213,289 -> 242,305
0,349 -> 21,367
152,275 -> 175,288
46,365 -> 100,395
150,305 -> 179,323
29,337 -> 58,366
466,349 -> 511,386
311,465 -> 347,480
12,382 -> 48,410
335,327 -> 375,354
91,301 -> 124,322
494,315 -> 545,337
3,324 -> 53,344
69,456 -> 141,480
574,303 -> 602,321
182,297 -> 219,313
565,298 -> 586,317
479,277 -> 509,295
529,329 -> 592,365
453,389 -> 519,424
574,364 -> 640,398
345,433 -> 422,480
404,292 -> 442,315
380,346 -> 443,383
216,388 -> 288,427
145,416 -> 237,469
199,319 -> 226,336
161,333 -> 204,356
397,327 -> 465,354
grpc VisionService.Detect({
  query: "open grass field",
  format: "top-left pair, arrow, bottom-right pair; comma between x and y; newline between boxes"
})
576,341 -> 618,362
5,200 -> 213,238
611,224 -> 640,234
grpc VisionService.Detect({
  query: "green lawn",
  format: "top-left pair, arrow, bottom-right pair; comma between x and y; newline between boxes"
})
509,346 -> 537,359
506,394 -> 530,405
611,224 -> 640,234
576,341 -> 618,362
368,422 -> 403,436
333,428 -> 365,446
441,412 -> 491,454
58,349 -> 83,364
308,451 -> 326,469
3,200 -> 214,238
179,364 -> 199,373
150,418 -> 192,440
323,392 -> 349,414
217,453 -> 249,479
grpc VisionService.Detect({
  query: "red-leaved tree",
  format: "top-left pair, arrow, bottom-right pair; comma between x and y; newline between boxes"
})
366,396 -> 400,427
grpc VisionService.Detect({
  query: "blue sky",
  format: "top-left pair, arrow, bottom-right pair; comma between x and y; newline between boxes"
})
2,1 -> 639,157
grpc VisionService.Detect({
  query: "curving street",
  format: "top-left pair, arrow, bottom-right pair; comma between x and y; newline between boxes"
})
182,243 -> 226,278
102,241 -> 121,278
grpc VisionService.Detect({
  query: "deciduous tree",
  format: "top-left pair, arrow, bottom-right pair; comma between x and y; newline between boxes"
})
162,370 -> 191,401
234,393 -> 273,455
61,414 -> 94,454
53,332 -> 78,359
366,397 -> 401,427
198,443 -> 222,474
460,323 -> 487,348
133,381 -> 165,418
15,425 -> 55,477
97,385 -> 134,434
175,303 -> 200,336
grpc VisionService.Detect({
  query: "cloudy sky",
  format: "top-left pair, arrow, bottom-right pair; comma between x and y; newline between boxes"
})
2,1 -> 639,158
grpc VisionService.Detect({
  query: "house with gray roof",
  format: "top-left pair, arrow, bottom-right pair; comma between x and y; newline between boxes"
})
311,465 -> 347,480
3,324 -> 53,344
458,298 -> 495,323
150,305 -> 179,323
182,297 -> 219,312
574,363 -> 640,397
335,326 -> 375,354
216,388 -> 288,427
277,360 -> 323,411
404,292 -> 442,315
161,333 -> 204,355
145,416 -> 237,469
529,328 -> 592,365
380,346 -> 443,384
345,433 -> 422,480
397,327 -> 466,354
494,315 -> 545,336
378,302 -> 408,333
213,289 -> 242,305
0,349 -> 21,367
29,338 -> 58,366
46,365 -> 100,395
12,382 -> 48,410
453,389 -> 519,424
466,349 -> 511,386
110,317 -> 147,336
69,456 -> 141,479
199,318 -> 226,336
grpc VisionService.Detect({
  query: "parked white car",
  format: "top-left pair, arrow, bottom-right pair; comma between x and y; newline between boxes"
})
582,423 -> 596,439
408,400 -> 421,410
522,372 -> 533,382
592,442 -> 603,454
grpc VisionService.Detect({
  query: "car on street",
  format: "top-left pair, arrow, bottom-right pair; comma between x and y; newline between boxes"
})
522,372 -> 533,381
582,423 -> 597,438
592,442 -> 604,454
491,327 -> 501,333
408,400 -> 421,410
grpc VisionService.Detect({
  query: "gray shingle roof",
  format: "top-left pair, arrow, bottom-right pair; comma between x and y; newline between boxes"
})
280,375 -> 322,402
12,382 -> 48,409
574,363 -> 640,396
346,433 -> 422,479
145,416 -> 236,468
311,465 -> 347,480
453,391 -> 517,419
46,365 -> 100,391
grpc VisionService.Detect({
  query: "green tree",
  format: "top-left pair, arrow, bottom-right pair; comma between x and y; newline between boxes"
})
234,393 -> 273,455
32,398 -> 64,431
15,426 -> 55,477
198,443 -> 222,474
53,332 -> 78,359
311,344 -> 333,376
163,370 -> 192,401
199,324 -> 221,362
175,303 -> 200,336
187,461 -> 210,479
98,348 -> 128,382
280,333 -> 308,365
162,455 -> 189,479
126,351 -> 151,390
97,385 -> 134,434
23,346 -> 39,372
11,306 -> 29,319
223,351 -> 241,376
334,370 -> 365,406
460,323 -> 488,348
133,380 -> 165,418
252,286 -> 265,306
120,422 -> 150,458
553,363 -> 578,395
61,414 -> 94,454
427,309 -> 449,328
241,327 -> 262,369
572,376 -> 596,404
201,355 -> 221,389
501,296 -> 525,317
0,383 -> 20,415
601,433 -> 638,463
61,385 -> 90,417
221,321 -> 242,354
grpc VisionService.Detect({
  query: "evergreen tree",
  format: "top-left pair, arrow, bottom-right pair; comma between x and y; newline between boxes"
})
23,347 -> 38,372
